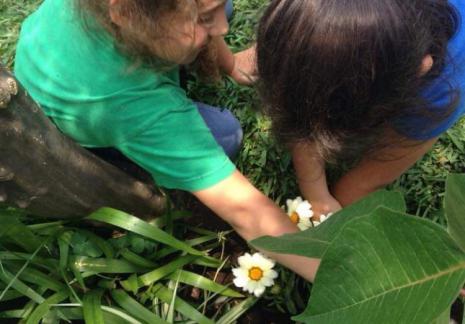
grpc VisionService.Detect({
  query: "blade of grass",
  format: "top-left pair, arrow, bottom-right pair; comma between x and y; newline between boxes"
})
149,211 -> 190,228
0,251 -> 58,271
168,270 -> 243,297
135,255 -> 198,288
58,231 -> 73,271
0,290 -> 22,301
71,256 -> 148,273
20,286 -> 49,319
27,221 -> 66,231
151,283 -> 214,324
166,275 -> 181,323
0,309 -> 28,319
83,290 -> 105,324
25,290 -> 69,324
0,268 -> 44,303
216,297 -> 258,324
111,289 -> 168,324
52,303 -> 144,324
193,256 -> 223,268
87,208 -> 203,256
155,235 -> 219,259
0,216 -> 42,253
40,305 -> 133,324
0,242 -> 47,303
120,248 -> 158,268
6,263 -> 65,292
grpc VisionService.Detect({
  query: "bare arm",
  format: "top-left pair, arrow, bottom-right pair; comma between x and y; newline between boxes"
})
214,37 -> 257,85
292,143 -> 342,216
193,170 -> 320,282
214,36 -> 235,75
333,137 -> 438,206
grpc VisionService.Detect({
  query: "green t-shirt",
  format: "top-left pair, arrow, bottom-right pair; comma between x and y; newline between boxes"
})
14,0 -> 235,191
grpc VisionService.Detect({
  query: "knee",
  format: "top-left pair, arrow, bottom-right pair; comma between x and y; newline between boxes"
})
220,109 -> 243,158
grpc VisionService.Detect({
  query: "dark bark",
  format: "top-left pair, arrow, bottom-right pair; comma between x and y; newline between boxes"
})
0,65 -> 167,219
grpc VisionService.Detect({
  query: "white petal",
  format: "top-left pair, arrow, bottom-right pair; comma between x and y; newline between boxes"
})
312,221 -> 321,227
298,217 -> 312,230
286,197 -> 303,215
297,222 -> 311,231
296,201 -> 313,218
232,268 -> 248,280
253,285 -> 266,297
254,254 -> 275,270
260,277 -> 275,287
286,199 -> 293,211
233,276 -> 248,288
245,280 -> 258,294
251,252 -> 264,264
264,269 -> 279,279
238,253 -> 254,268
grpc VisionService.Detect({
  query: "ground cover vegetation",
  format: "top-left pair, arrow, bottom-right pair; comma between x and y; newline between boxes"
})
1,0 -> 465,323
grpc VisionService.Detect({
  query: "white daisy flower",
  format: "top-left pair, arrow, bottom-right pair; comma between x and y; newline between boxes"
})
286,196 -> 314,230
232,252 -> 278,297
312,212 -> 333,227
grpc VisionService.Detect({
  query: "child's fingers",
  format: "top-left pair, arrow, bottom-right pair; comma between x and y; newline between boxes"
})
238,68 -> 258,84
460,288 -> 465,297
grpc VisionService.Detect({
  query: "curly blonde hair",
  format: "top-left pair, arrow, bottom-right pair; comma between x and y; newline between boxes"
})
75,0 -> 220,77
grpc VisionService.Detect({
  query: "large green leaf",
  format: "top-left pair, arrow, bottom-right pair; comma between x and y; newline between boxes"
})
252,190 -> 406,258
445,174 -> 465,252
295,208 -> 465,324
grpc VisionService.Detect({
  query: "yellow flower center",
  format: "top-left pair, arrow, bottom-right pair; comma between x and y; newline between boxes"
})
248,267 -> 264,281
290,212 -> 300,224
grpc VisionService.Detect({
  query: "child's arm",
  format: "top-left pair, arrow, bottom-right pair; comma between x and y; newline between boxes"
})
292,142 -> 342,216
193,169 -> 320,282
332,137 -> 438,206
214,37 -> 257,84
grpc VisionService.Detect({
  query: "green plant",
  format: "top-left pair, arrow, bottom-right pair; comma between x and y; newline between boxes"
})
253,173 -> 465,323
0,207 -> 258,323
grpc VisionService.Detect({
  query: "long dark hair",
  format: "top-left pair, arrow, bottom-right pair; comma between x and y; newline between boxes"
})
257,0 -> 459,162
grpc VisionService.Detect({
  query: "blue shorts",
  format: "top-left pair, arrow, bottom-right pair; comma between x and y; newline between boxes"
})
196,102 -> 243,159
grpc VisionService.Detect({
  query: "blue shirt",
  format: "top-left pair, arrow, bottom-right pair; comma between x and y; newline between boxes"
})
397,0 -> 465,140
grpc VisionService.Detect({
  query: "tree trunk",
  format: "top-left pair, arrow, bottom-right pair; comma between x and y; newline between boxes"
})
0,65 -> 167,219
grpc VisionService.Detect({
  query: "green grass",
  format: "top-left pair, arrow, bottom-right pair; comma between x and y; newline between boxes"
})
0,0 -> 42,68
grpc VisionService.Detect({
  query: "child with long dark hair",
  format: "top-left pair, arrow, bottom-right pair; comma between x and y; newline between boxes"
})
257,0 -> 465,217
14,0 -> 319,281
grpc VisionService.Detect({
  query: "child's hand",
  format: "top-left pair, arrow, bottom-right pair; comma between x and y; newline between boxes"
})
230,46 -> 257,85
309,195 -> 342,219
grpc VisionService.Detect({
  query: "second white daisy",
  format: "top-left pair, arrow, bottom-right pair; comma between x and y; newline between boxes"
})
232,252 -> 278,297
286,196 -> 313,230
